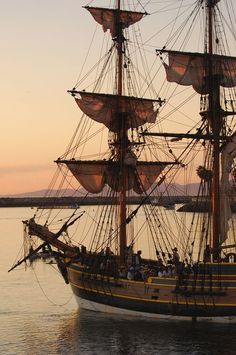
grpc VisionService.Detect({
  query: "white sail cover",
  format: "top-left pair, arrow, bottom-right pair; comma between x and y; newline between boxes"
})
85,7 -> 145,37
65,160 -> 166,194
163,51 -> 236,94
75,92 -> 157,132
220,134 -> 236,244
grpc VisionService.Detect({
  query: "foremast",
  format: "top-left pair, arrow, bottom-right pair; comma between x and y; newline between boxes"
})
116,0 -> 127,262
64,2 -> 166,264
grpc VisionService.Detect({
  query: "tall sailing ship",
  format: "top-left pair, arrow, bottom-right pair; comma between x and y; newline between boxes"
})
10,0 -> 236,321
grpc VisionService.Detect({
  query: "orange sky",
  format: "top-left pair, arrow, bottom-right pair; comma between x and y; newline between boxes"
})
1,1 -> 88,195
1,1 -> 233,195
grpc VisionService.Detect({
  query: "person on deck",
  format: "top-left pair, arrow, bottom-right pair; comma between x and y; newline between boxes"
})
203,244 -> 211,262
156,257 -> 164,275
126,245 -> 133,267
105,246 -> 113,257
127,266 -> 134,280
172,247 -> 180,265
135,250 -> 142,266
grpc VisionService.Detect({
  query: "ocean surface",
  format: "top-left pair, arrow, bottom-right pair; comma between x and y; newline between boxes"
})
1,207 -> 236,355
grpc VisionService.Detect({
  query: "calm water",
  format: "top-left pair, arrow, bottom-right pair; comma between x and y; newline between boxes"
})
1,208 -> 236,355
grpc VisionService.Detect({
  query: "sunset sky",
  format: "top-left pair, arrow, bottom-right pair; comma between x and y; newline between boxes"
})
1,1 -> 92,195
1,1 -> 233,196
1,0 -> 166,195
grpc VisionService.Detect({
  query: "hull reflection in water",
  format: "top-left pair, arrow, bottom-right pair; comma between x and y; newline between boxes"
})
56,309 -> 236,354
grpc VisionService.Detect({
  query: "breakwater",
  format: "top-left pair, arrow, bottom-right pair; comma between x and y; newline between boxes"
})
0,196 -> 191,208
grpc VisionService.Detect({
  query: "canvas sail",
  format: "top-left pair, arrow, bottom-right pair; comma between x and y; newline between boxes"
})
85,7 -> 145,37
75,92 -> 158,132
163,51 -> 236,94
62,160 -> 168,194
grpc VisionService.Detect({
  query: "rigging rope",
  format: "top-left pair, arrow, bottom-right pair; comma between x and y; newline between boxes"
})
32,265 -> 74,308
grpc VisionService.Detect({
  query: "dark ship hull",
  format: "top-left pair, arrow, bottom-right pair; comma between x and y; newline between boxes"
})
67,262 -> 236,321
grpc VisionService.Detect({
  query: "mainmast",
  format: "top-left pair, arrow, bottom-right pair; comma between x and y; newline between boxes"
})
207,0 -> 221,261
157,0 -> 236,259
116,0 -> 127,262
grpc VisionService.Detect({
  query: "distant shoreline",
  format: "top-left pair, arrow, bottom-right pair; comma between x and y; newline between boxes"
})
0,196 -> 190,208
2,196 -> 236,213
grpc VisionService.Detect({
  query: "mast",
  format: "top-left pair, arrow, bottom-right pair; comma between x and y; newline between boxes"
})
157,0 -> 236,258
207,0 -> 221,261
116,0 -> 127,262
68,4 -> 161,261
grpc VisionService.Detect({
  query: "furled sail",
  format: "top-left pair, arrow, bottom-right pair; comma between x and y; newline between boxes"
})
75,92 -> 158,132
220,134 -> 236,244
59,160 -> 169,194
85,7 -> 146,37
162,50 -> 236,94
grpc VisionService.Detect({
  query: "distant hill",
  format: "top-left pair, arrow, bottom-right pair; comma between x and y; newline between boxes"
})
3,189 -> 77,198
3,182 -> 200,198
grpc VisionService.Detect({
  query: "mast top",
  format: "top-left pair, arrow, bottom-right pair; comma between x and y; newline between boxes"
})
207,0 -> 220,7
84,6 -> 147,38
